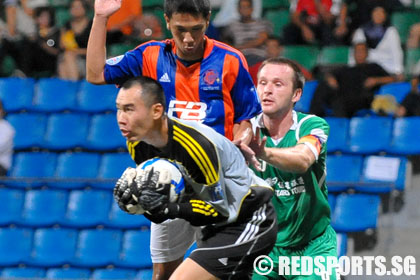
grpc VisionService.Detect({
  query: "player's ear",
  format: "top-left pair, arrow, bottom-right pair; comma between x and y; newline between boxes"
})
164,14 -> 170,30
292,88 -> 302,103
152,103 -> 165,120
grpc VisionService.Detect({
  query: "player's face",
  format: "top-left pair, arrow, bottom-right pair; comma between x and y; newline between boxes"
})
165,12 -> 209,61
116,86 -> 155,142
257,63 -> 301,117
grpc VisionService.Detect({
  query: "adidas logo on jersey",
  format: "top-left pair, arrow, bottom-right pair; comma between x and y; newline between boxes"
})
159,73 -> 171,83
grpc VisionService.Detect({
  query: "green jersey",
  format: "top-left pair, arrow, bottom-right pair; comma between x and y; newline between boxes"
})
251,111 -> 331,247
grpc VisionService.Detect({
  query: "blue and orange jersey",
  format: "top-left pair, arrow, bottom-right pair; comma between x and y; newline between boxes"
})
104,36 -> 261,140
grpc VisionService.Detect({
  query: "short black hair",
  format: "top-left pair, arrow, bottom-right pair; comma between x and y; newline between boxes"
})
164,0 -> 211,19
121,76 -> 166,110
258,57 -> 305,91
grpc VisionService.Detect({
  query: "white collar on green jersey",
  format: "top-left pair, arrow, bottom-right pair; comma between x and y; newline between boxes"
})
253,110 -> 299,131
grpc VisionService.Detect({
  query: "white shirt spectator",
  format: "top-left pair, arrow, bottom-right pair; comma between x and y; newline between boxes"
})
212,0 -> 262,28
0,118 -> 15,173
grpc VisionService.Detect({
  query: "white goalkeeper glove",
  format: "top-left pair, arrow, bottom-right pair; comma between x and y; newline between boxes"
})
113,167 -> 145,215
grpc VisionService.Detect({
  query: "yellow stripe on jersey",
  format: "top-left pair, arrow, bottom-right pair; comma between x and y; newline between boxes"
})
127,141 -> 140,161
173,126 -> 218,184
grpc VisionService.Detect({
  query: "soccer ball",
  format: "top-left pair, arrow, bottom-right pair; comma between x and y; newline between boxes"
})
137,158 -> 185,203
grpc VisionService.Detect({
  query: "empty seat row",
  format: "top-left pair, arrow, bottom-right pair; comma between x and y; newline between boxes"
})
7,112 -> 125,151
0,188 -> 150,229
0,78 -> 118,113
326,116 -> 420,155
3,152 -> 135,189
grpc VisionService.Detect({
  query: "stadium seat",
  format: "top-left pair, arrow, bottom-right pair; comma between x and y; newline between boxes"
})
26,228 -> 78,267
317,46 -> 349,66
336,233 -> 347,257
326,154 -> 363,192
346,117 -> 393,154
84,114 -> 126,151
405,48 -> 420,78
6,152 -> 57,188
135,269 -> 153,280
77,81 -> 119,113
264,9 -> 290,38
356,155 -> 409,193
388,117 -> 420,155
282,45 -> 320,71
376,82 -> 413,104
91,268 -> 137,280
0,227 -> 33,266
0,188 -> 24,225
391,11 -> 420,44
324,117 -> 349,153
46,267 -> 91,279
141,0 -> 163,9
70,229 -> 122,268
105,200 -> 151,229
43,113 -> 90,150
63,189 -> 112,228
331,193 -> 380,232
0,78 -> 35,112
1,267 -> 45,279
295,80 -> 319,113
6,113 -> 48,150
115,230 -> 152,269
19,189 -> 68,227
32,78 -> 80,112
48,152 -> 101,189
93,153 -> 135,190
262,0 -> 290,9
328,194 -> 336,213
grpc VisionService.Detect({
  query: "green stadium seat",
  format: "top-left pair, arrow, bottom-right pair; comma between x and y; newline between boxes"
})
317,46 -> 350,66
264,9 -> 290,38
262,0 -> 290,10
391,11 -> 420,44
55,7 -> 72,28
1,56 -> 17,77
405,48 -> 420,78
282,45 -> 320,71
49,0 -> 71,8
142,0 -> 164,9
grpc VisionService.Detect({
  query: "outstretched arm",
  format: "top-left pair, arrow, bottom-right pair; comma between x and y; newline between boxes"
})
86,0 -> 122,84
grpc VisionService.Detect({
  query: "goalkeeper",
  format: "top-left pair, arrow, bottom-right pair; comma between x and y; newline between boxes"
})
113,76 -> 277,280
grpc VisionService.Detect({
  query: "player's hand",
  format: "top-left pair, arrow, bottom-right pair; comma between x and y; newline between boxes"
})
94,0 -> 122,18
233,128 -> 262,171
113,167 -> 144,214
137,166 -> 171,215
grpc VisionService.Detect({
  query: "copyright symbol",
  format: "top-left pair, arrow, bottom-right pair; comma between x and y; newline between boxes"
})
254,255 -> 274,276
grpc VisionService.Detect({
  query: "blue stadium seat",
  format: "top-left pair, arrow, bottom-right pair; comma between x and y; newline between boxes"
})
48,152 -> 101,189
46,268 -> 91,279
62,189 -> 112,228
6,152 -> 57,188
0,78 -> 35,112
26,228 -> 77,267
356,155 -> 409,193
135,269 -> 153,280
19,189 -> 68,227
346,117 -> 393,154
331,193 -> 380,232
336,233 -> 347,257
6,113 -> 48,150
324,117 -> 349,153
1,267 -> 45,279
77,81 -> 119,113
91,268 -> 137,280
0,188 -> 24,225
387,117 -> 420,155
84,114 -> 126,151
70,229 -> 122,268
105,201 -> 151,229
115,230 -> 152,269
0,227 -> 33,266
295,80 -> 318,113
43,113 -> 90,150
328,194 -> 336,213
32,78 -> 79,112
326,154 -> 363,192
93,153 -> 135,190
376,81 -> 413,104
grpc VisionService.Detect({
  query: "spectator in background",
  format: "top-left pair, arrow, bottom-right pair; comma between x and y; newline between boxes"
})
132,13 -> 164,41
282,0 -> 344,46
395,74 -> 420,117
249,36 -> 313,85
106,0 -> 141,44
407,22 -> 420,49
21,6 -> 61,77
309,42 -> 398,117
225,0 -> 272,65
351,5 -> 404,79
0,99 -> 14,177
58,0 -> 92,80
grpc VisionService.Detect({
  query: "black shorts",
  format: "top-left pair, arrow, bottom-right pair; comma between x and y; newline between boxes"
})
189,201 -> 277,280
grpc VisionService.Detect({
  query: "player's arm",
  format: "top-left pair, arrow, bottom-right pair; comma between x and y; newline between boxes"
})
86,0 -> 122,84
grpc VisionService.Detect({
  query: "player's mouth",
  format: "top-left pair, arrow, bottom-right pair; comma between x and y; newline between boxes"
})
120,129 -> 131,138
261,98 -> 274,105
